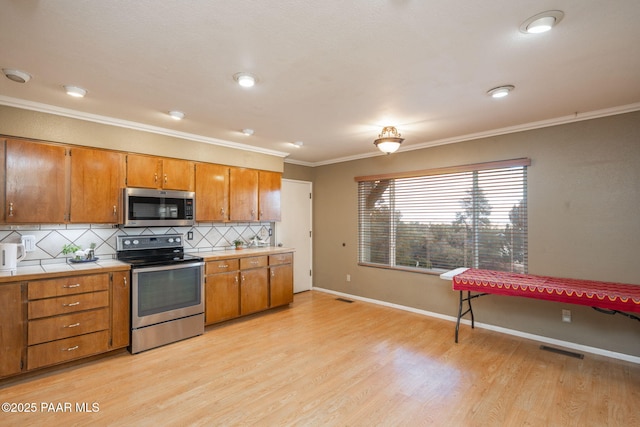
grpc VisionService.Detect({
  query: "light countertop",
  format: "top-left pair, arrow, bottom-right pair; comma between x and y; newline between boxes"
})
0,259 -> 130,284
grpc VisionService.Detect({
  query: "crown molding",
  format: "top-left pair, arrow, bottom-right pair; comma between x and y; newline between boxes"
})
0,96 -> 291,158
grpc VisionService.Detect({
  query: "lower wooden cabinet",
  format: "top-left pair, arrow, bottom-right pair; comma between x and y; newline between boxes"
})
204,252 -> 293,325
0,269 -> 131,379
0,283 -> 24,378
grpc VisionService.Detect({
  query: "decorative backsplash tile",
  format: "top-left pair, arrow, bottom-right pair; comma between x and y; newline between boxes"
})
0,222 -> 273,266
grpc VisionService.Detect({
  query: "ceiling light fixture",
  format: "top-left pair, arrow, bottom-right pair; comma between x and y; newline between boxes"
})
233,72 -> 257,88
168,110 -> 185,120
520,10 -> 564,34
374,126 -> 404,154
2,68 -> 31,83
64,85 -> 87,98
242,128 -> 254,136
487,85 -> 515,98
292,141 -> 303,148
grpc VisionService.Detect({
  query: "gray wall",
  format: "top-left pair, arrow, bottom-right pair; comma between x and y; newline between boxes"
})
312,111 -> 640,357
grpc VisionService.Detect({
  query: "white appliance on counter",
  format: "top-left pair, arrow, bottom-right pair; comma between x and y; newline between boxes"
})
0,243 -> 26,275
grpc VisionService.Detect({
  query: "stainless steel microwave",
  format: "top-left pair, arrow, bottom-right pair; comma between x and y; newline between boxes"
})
123,188 -> 195,227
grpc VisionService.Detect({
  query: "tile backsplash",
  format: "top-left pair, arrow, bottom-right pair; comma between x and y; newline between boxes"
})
0,222 -> 273,266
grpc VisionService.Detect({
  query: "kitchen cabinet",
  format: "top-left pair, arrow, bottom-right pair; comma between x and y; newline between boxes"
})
26,273 -> 111,371
70,147 -> 125,223
3,138 -> 67,223
196,163 -> 230,222
0,283 -> 24,378
258,171 -> 282,221
229,168 -> 282,222
269,253 -> 293,307
229,167 -> 258,221
126,153 -> 194,191
240,256 -> 269,315
204,259 -> 240,325
110,271 -> 130,349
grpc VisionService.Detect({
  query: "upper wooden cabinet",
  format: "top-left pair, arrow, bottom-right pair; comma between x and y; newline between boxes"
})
4,138 -> 67,223
126,154 -> 194,191
258,171 -> 282,221
70,147 -> 125,223
228,167 -> 282,222
195,163 -> 230,222
229,167 -> 259,221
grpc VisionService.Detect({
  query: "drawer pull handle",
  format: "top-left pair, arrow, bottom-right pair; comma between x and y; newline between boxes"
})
219,264 -> 229,268
64,322 -> 80,328
250,260 -> 259,264
63,302 -> 80,307
63,284 -> 81,288
64,345 -> 79,352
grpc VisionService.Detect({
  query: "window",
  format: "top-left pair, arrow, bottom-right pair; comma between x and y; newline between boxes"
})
356,158 -> 529,274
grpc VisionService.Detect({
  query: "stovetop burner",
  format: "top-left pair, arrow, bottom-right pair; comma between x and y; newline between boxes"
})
116,234 -> 202,267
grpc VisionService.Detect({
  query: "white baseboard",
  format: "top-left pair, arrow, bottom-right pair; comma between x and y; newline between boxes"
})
312,287 -> 640,365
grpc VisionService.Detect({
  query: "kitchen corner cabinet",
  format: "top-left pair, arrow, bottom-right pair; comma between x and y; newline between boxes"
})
70,147 -> 125,223
269,253 -> 293,307
195,163 -> 230,222
4,138 -> 67,223
126,153 -> 194,191
0,283 -> 24,378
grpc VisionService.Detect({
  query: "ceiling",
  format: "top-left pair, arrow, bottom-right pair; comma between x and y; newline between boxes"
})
1,1 -> 639,166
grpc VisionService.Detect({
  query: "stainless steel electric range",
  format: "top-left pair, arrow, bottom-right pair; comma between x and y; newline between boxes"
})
116,234 -> 204,354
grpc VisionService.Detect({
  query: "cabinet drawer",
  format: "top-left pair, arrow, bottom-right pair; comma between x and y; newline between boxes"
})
28,274 -> 109,299
240,256 -> 268,270
27,330 -> 109,370
28,291 -> 109,319
28,308 -> 110,345
206,259 -> 240,274
269,253 -> 292,266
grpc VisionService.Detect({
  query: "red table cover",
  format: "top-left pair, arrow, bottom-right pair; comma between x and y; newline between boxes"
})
453,269 -> 640,313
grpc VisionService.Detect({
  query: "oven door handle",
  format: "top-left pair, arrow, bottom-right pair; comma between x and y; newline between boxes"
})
131,261 -> 204,274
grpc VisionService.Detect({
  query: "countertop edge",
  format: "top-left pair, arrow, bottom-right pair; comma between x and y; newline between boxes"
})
0,262 -> 131,284
199,247 -> 295,261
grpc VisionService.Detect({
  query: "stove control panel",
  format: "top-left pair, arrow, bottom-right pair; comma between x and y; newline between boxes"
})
116,234 -> 185,251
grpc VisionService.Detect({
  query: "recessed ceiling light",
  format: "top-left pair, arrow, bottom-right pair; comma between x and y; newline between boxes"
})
487,85 -> 515,98
168,110 -> 185,120
520,10 -> 564,34
3,68 -> 31,83
291,141 -> 304,148
233,72 -> 257,88
64,85 -> 87,98
242,128 -> 254,136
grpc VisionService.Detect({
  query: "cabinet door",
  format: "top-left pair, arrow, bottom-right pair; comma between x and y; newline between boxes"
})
240,268 -> 269,315
229,167 -> 258,221
0,283 -> 24,378
126,154 -> 162,189
162,158 -> 194,191
205,271 -> 240,324
195,163 -> 229,221
5,139 -> 67,223
111,271 -> 130,349
70,147 -> 124,223
270,263 -> 293,307
259,171 -> 282,221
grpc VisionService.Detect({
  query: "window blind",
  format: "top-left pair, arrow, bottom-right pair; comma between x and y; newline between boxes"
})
357,159 -> 528,274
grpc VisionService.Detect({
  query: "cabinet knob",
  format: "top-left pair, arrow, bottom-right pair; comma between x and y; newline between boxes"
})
63,301 -> 80,307
63,283 -> 81,288
113,205 -> 117,216
64,345 -> 79,352
164,174 -> 168,184
123,276 -> 128,287
8,202 -> 14,217
64,322 -> 80,328
154,173 -> 158,183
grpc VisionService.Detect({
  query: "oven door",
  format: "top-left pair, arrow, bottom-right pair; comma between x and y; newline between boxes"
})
131,261 -> 204,329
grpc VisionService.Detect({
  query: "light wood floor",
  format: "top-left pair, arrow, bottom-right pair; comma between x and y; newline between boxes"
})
1,290 -> 638,426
